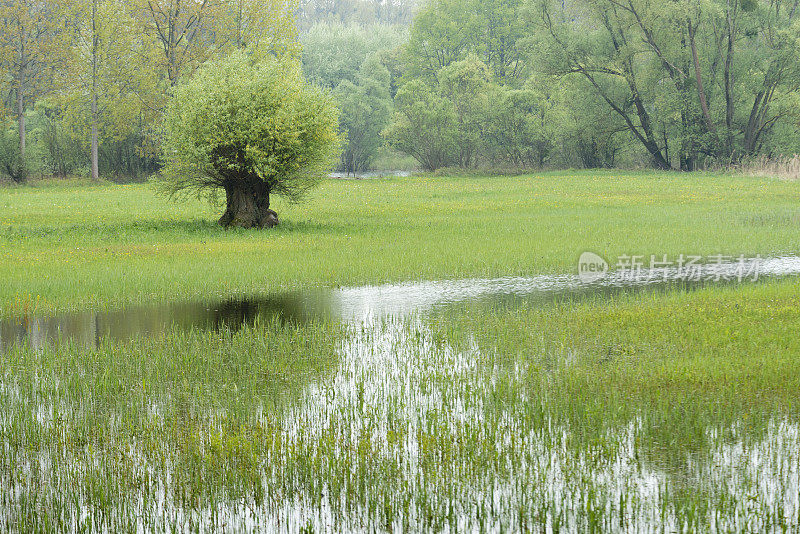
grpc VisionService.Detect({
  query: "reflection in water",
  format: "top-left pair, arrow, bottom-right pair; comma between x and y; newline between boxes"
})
2,257 -> 800,530
0,256 -> 800,350
0,294 -> 334,352
3,255 -> 800,351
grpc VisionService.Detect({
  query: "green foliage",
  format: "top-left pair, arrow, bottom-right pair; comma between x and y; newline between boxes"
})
6,0 -> 800,178
534,0 -> 800,169
335,55 -> 392,173
402,0 -> 528,84
301,22 -> 404,172
387,54 -> 555,170
159,52 -> 341,202
0,124 -> 25,182
436,55 -> 492,167
383,0 -> 800,171
383,78 -> 460,171
27,100 -> 87,177
483,83 -> 553,167
301,22 -> 405,90
298,0 -> 417,28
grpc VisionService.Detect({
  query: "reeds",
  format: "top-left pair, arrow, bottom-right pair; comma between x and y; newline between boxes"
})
741,155 -> 800,181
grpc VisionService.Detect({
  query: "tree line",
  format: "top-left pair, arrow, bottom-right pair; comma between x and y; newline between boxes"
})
2,0 -> 800,182
312,0 -> 800,172
0,0 -> 300,183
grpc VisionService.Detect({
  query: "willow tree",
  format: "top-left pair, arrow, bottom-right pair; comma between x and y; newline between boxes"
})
536,0 -> 800,169
160,52 -> 340,229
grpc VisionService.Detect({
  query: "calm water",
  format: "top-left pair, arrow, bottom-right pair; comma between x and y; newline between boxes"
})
3,255 -> 799,351
3,257 -> 800,531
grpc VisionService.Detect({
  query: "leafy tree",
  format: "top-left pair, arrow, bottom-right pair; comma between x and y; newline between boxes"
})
437,55 -> 491,167
335,55 -> 392,174
483,82 -> 555,167
383,78 -> 459,171
131,0 -> 221,87
301,22 -> 403,172
535,0 -> 800,169
132,0 -> 299,89
0,122 -> 24,181
401,0 -> 476,80
61,0 -> 151,180
28,99 -> 86,177
298,0 -> 417,28
385,55 -> 493,170
301,21 -> 405,89
0,0 -> 66,182
222,0 -> 300,57
160,52 -> 341,229
402,0 -> 527,84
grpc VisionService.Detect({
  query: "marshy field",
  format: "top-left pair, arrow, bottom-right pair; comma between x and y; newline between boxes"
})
2,172 -> 800,531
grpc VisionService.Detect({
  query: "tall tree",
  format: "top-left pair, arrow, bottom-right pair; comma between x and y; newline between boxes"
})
402,0 -> 527,85
0,0 -> 64,181
535,0 -> 800,169
131,0 -> 221,86
62,0 -> 151,180
132,0 -> 299,88
222,0 -> 299,57
334,54 -> 392,174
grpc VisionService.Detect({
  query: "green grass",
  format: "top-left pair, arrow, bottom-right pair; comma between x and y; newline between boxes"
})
1,170 -> 799,316
2,171 -> 800,531
0,319 -> 340,531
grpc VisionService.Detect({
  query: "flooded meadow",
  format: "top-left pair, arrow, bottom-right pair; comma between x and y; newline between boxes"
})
2,257 -> 800,531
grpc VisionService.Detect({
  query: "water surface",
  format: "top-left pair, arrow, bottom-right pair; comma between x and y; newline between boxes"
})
3,256 -> 800,531
3,255 -> 799,351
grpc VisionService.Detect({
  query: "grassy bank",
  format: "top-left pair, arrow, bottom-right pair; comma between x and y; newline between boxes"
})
2,170 -> 799,316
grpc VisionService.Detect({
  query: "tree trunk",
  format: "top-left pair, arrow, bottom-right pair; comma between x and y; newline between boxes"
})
91,0 -> 100,181
724,0 -> 735,157
688,21 -> 715,135
16,87 -> 27,183
91,100 -> 99,181
218,181 -> 279,229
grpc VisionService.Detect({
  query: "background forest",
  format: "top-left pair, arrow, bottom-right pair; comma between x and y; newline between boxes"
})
2,0 -> 800,181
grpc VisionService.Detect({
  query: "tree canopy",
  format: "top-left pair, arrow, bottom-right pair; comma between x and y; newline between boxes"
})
160,52 -> 340,228
4,0 -> 800,179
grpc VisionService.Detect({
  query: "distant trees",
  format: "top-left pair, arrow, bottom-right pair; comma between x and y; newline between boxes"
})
0,0 -> 298,183
3,0 -> 800,180
537,0 -> 800,170
0,0 -> 65,182
301,22 -> 402,173
159,53 -> 340,229
298,0 -> 418,29
385,0 -> 554,171
381,0 -> 800,171
335,56 -> 392,174
59,0 -> 147,181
